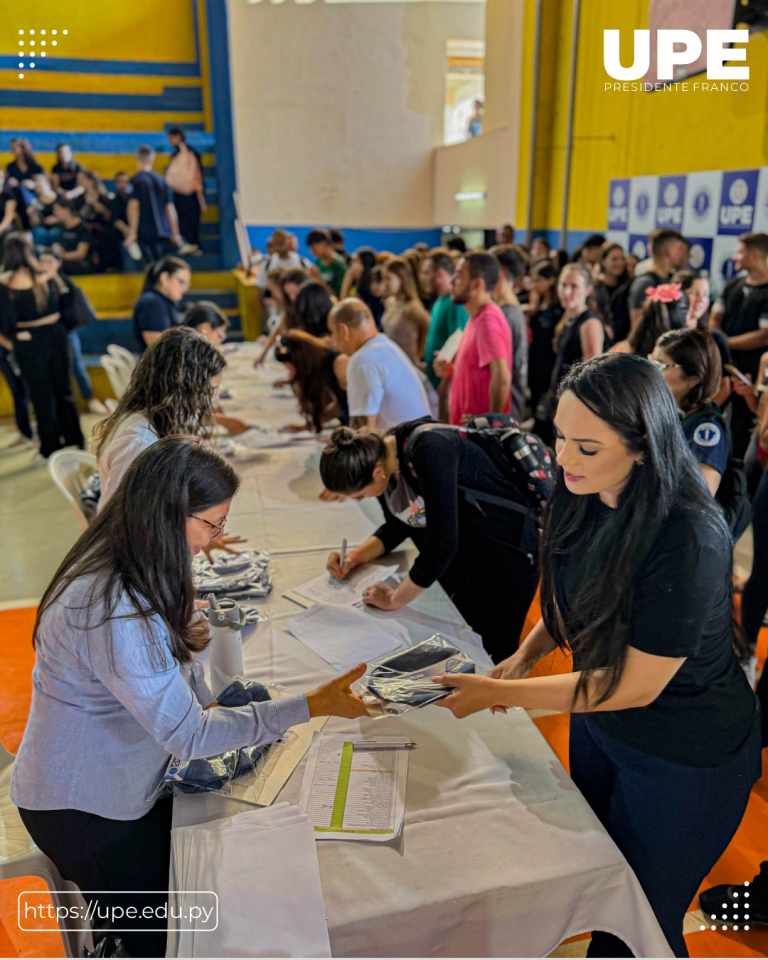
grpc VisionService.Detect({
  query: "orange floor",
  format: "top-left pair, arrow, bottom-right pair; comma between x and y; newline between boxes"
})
1,600 -> 767,958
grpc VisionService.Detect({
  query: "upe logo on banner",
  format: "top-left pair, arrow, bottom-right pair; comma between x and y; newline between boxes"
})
721,178 -> 753,227
609,184 -> 627,224
604,30 -> 748,81
693,189 -> 711,219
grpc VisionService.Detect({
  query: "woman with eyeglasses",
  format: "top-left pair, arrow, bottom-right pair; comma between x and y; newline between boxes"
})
650,327 -> 727,496
11,436 -> 373,958
434,354 -> 760,958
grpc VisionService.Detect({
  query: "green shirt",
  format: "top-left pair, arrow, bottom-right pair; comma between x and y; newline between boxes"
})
317,255 -> 347,296
424,294 -> 469,388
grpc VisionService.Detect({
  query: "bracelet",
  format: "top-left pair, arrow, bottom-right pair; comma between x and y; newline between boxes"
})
347,548 -> 364,567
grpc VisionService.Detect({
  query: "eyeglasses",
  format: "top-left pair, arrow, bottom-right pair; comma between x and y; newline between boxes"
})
648,356 -> 683,372
189,513 -> 227,539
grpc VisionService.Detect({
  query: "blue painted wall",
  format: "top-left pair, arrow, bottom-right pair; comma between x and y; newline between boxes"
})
246,225 -> 443,258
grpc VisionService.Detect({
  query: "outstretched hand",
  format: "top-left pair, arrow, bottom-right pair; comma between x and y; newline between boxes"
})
306,663 -> 373,719
203,534 -> 248,562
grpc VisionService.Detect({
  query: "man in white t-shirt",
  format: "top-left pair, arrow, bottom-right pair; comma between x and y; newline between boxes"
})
328,298 -> 430,432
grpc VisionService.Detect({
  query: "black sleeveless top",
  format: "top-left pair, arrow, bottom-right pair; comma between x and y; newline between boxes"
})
551,310 -> 604,389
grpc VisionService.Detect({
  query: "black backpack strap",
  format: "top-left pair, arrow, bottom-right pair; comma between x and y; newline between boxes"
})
458,485 -> 538,522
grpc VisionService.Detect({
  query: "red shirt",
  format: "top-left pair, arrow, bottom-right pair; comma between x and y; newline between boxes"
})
449,301 -> 512,424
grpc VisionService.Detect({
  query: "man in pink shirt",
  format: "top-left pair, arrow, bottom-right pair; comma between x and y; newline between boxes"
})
434,252 -> 512,425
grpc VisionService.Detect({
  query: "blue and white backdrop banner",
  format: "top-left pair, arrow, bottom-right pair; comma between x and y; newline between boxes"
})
607,168 -> 768,292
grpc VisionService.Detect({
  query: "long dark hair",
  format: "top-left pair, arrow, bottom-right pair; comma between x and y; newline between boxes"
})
142,256 -> 189,293
94,327 -> 226,459
1,234 -> 51,313
34,436 -> 240,665
628,298 -> 683,357
354,247 -> 378,308
293,281 -> 333,337
540,353 -> 729,705
10,137 -> 36,168
656,327 -> 722,413
275,330 -> 343,432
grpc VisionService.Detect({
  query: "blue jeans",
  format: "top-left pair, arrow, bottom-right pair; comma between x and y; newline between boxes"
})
68,330 -> 93,401
570,714 -> 761,957
32,225 -> 63,248
0,345 -> 32,438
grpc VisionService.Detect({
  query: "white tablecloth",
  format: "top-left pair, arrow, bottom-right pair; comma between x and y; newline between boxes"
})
172,345 -> 673,958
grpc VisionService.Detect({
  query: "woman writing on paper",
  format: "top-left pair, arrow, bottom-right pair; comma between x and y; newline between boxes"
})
434,354 -> 760,958
11,437 -> 373,958
320,421 -> 540,662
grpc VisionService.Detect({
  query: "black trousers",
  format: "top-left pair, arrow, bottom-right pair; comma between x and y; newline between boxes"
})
436,507 -> 540,663
0,344 -> 32,438
570,715 -> 761,958
14,323 -> 84,458
19,798 -> 173,958
173,192 -> 201,246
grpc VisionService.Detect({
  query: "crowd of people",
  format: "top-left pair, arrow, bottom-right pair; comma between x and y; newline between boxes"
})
0,133 -> 205,277
5,215 -> 768,956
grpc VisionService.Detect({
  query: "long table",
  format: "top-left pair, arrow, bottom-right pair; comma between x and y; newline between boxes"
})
171,344 -> 673,958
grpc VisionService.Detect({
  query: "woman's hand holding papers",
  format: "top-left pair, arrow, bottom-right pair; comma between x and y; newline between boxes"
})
306,663 -> 374,719
433,674 -> 510,719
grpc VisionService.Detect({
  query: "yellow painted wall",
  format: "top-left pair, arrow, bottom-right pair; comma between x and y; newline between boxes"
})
521,0 -> 768,234
0,0 -> 197,62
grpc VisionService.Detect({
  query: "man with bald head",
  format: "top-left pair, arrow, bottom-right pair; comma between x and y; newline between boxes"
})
328,298 -> 430,431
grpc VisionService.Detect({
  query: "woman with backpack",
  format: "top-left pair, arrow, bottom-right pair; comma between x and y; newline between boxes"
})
165,127 -> 205,256
319,418 -> 544,662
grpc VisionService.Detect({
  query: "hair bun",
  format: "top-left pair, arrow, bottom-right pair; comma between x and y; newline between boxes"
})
331,426 -> 357,449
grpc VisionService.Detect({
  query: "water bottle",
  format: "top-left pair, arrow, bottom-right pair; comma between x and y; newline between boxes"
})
207,594 -> 247,696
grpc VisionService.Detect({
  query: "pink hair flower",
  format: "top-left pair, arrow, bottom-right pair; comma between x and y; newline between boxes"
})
645,283 -> 683,304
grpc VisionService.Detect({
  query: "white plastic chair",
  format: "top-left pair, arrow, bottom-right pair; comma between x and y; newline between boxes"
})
106,344 -> 137,374
0,740 -> 89,957
100,355 -> 131,400
47,450 -> 98,532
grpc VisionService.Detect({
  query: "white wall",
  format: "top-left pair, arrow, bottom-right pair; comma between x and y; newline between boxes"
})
228,0 -> 485,227
433,0 -> 525,228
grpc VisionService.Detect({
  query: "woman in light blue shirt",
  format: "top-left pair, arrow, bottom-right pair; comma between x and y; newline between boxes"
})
12,435 -> 369,957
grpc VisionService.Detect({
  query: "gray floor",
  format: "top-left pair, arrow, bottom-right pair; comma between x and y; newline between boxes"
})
0,416 -> 101,604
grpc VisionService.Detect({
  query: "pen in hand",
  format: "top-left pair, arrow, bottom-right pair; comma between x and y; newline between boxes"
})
339,538 -> 347,577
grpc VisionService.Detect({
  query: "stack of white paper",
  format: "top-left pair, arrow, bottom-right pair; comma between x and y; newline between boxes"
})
169,803 -> 331,958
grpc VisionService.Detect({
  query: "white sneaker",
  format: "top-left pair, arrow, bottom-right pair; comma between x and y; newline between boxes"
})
178,242 -> 202,256
88,399 -> 109,415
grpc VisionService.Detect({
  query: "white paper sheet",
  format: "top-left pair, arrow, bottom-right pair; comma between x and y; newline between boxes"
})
299,734 -> 409,842
284,563 -> 399,608
284,603 -> 408,670
435,327 -> 463,363
170,804 -> 331,958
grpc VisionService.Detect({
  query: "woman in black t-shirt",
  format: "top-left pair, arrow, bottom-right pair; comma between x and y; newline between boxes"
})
319,421 -> 540,661
435,354 -> 760,958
